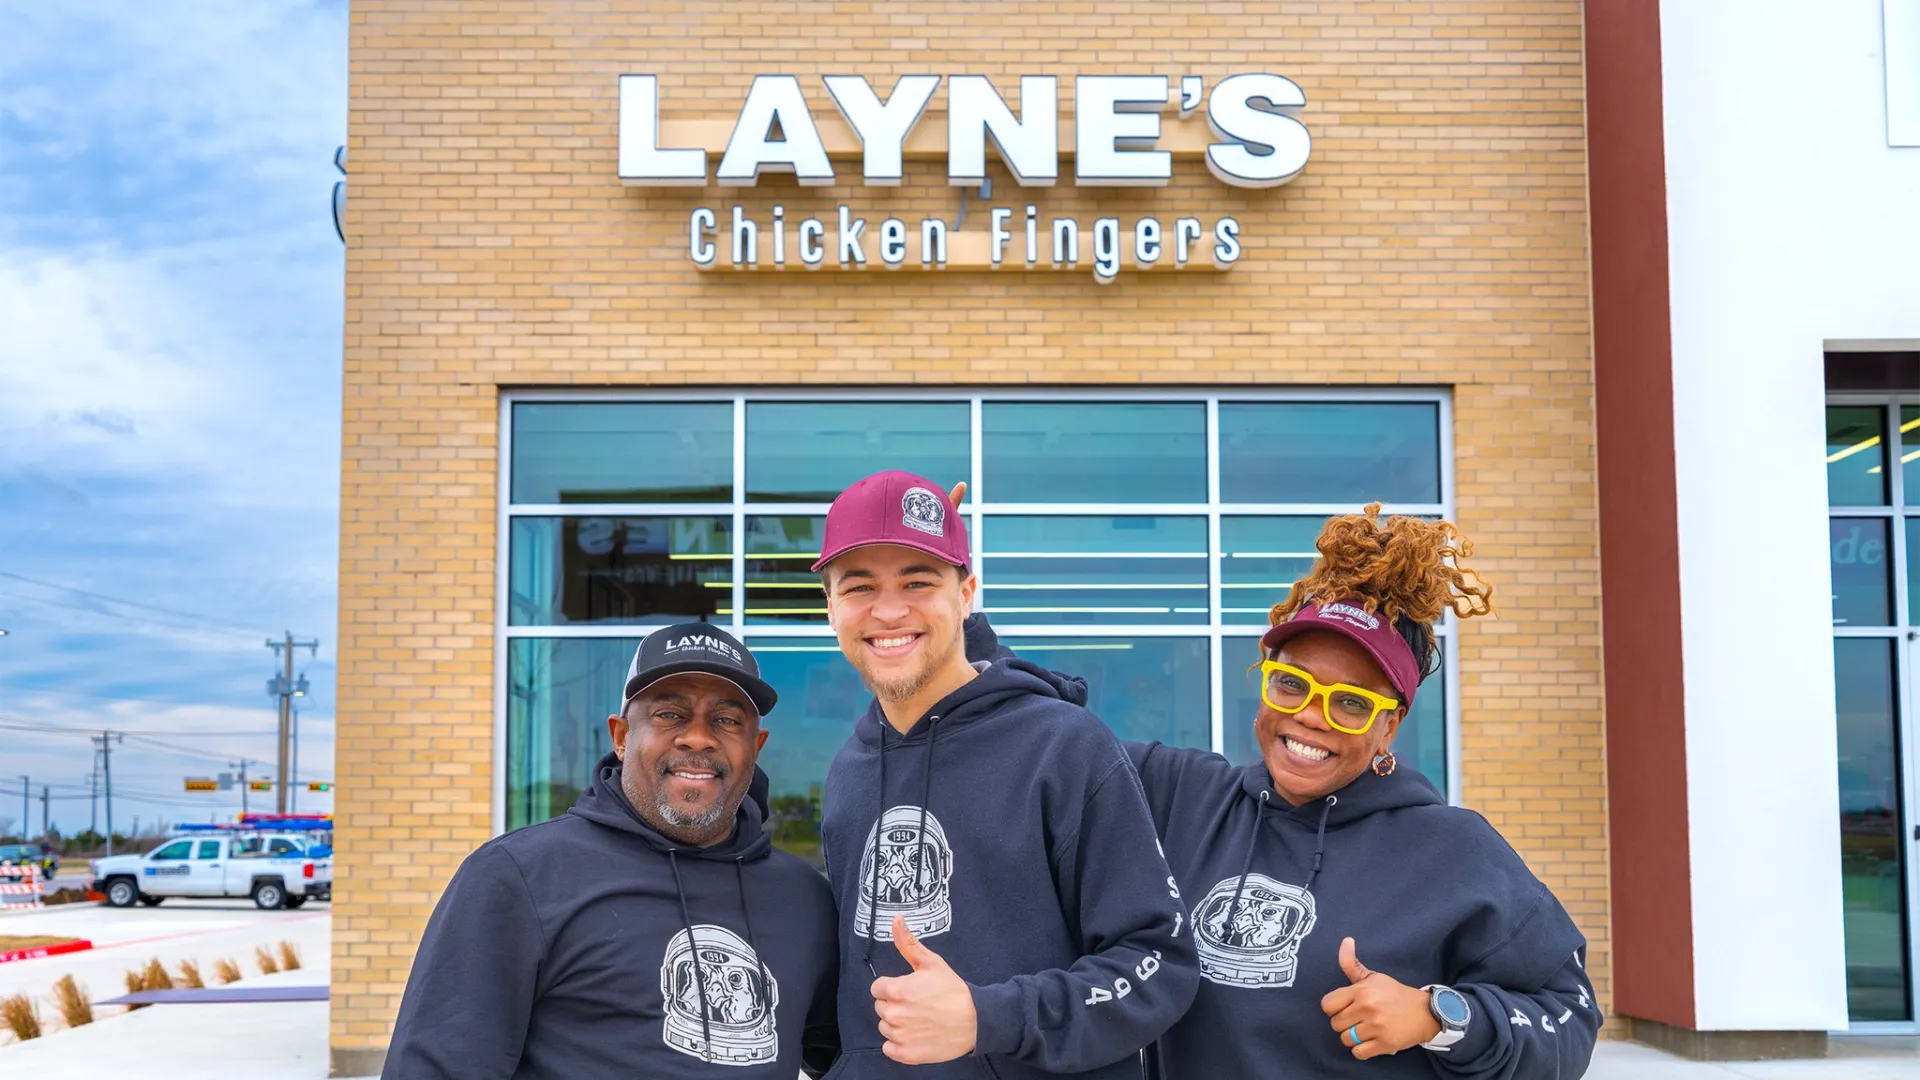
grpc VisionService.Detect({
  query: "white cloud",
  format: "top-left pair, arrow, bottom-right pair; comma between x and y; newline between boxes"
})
0,1 -> 351,832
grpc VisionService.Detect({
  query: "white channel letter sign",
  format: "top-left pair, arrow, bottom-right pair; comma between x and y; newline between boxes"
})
617,73 -> 1311,279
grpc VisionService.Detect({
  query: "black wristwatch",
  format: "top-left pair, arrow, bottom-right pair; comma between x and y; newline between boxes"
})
1420,984 -> 1472,1050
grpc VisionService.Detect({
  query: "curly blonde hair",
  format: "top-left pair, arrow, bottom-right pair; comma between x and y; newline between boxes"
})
1269,504 -> 1494,678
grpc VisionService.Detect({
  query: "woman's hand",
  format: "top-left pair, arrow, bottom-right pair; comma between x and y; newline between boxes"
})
1319,937 -> 1443,1060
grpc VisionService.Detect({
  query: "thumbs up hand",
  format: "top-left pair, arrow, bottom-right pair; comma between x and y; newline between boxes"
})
1319,937 -> 1443,1060
871,915 -> 977,1064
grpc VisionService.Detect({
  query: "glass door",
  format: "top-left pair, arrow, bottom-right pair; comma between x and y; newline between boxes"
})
1826,399 -> 1917,1029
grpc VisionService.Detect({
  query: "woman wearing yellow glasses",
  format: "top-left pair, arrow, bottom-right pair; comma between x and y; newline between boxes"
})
1136,506 -> 1597,1079
967,505 -> 1599,1079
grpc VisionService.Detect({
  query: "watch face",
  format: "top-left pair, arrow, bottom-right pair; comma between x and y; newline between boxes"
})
1434,988 -> 1472,1027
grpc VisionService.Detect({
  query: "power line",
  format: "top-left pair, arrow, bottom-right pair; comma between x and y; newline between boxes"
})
0,716 -> 284,738
0,571 -> 263,636
0,681 -> 333,715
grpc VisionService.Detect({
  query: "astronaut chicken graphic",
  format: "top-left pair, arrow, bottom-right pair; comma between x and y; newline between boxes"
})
854,805 -> 955,941
660,925 -> 779,1065
1192,873 -> 1317,988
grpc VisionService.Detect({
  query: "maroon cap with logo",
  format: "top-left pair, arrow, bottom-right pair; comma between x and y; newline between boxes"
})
1259,600 -> 1424,705
811,470 -> 971,573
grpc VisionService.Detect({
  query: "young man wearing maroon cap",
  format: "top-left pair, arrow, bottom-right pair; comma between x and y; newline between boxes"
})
812,469 -> 1198,1080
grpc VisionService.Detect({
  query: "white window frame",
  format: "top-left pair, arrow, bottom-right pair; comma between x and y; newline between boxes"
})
494,387 -> 1460,835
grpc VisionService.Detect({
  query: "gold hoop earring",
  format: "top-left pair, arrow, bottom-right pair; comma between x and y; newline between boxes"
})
1372,750 -> 1397,777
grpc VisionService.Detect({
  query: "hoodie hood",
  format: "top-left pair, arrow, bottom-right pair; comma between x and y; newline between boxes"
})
1235,757 -> 1444,828
854,619 -> 1088,747
568,751 -> 774,863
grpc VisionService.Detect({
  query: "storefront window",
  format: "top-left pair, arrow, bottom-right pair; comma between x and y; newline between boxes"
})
983,402 -> 1206,503
1825,393 -> 1920,1024
511,402 -> 732,504
1826,405 -> 1889,507
1219,402 -> 1441,504
745,515 -> 828,624
981,516 -> 1208,626
1830,518 -> 1894,626
1833,638 -> 1912,1022
508,516 -> 732,625
1221,517 -> 1324,625
747,402 -> 969,503
1003,637 -> 1211,747
506,636 -> 642,831
504,393 -> 1455,855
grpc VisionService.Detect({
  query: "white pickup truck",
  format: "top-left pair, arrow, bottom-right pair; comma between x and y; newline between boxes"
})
91,833 -> 332,910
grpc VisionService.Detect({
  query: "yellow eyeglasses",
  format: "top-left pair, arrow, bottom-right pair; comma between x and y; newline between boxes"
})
1259,661 -> 1400,736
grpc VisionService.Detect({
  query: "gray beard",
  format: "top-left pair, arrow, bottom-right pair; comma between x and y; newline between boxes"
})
657,796 -> 728,832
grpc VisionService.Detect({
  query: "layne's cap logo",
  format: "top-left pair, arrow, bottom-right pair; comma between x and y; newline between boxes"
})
900,486 -> 946,538
1317,602 -> 1380,631
662,633 -> 744,664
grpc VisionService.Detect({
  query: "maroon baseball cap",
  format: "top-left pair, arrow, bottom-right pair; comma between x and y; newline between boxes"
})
1260,600 -> 1423,705
811,470 -> 971,573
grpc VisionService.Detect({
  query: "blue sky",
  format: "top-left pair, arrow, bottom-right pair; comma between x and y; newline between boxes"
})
0,2 -> 347,837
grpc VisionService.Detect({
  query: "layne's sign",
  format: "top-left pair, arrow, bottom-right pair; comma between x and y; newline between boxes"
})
618,74 -> 1311,279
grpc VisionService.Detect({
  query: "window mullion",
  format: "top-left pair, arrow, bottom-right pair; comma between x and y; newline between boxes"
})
732,398 -> 747,635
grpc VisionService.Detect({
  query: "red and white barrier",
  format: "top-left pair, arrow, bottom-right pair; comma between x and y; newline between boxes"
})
0,939 -> 91,964
0,863 -> 44,909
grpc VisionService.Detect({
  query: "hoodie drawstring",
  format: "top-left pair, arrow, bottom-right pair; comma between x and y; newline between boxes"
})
735,857 -> 772,1016
912,716 -> 940,897
862,725 -> 890,972
667,850 -> 715,1063
1226,791 -> 1337,929
1304,794 -> 1335,895
862,714 -> 941,976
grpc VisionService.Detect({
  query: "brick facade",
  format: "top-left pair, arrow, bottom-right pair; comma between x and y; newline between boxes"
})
334,1 -> 1603,1067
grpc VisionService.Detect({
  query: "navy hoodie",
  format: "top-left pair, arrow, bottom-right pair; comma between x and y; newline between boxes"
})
819,651 -> 1199,1080
383,753 -> 839,1080
961,613 -> 1597,1080
1125,744 -> 1600,1080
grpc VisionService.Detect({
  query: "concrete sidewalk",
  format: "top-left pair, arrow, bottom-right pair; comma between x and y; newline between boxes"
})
4,925 -> 1913,1080
1589,1037 -> 1920,1079
0,944 -> 332,1078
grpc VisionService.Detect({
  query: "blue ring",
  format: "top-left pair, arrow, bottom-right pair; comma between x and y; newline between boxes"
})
1348,1025 -> 1363,1046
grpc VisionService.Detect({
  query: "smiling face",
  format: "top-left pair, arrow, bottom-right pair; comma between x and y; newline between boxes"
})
1256,630 -> 1406,806
608,672 -> 769,847
822,543 -> 978,714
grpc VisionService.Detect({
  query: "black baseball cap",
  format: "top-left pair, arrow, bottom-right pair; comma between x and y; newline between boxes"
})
621,623 -> 777,717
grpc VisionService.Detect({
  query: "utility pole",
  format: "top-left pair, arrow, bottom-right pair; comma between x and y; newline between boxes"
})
40,786 -> 48,840
17,776 -> 25,843
232,760 -> 251,815
266,632 -> 318,816
93,731 -> 122,855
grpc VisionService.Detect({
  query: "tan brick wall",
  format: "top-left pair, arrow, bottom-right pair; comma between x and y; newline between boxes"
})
335,0 -> 1605,1059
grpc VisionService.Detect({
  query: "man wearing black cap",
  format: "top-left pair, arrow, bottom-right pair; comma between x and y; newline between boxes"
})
384,623 -> 839,1080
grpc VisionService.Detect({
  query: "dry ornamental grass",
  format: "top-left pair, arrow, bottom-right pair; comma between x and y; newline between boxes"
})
122,968 -> 146,1007
1,993 -> 41,1041
52,975 -> 92,1028
176,960 -> 205,989
213,957 -> 243,984
255,945 -> 280,974
277,941 -> 302,971
141,958 -> 174,991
